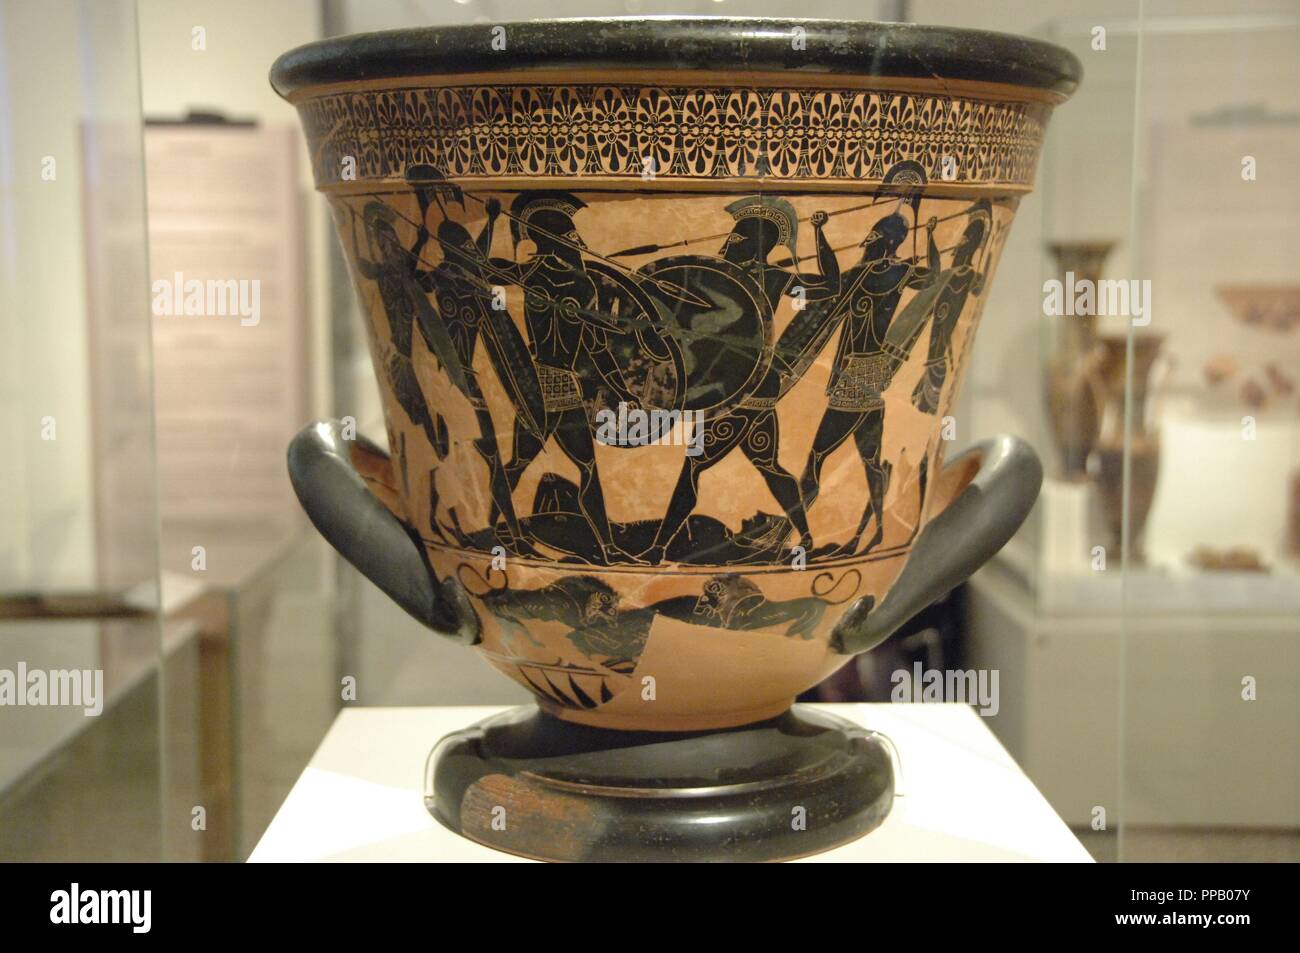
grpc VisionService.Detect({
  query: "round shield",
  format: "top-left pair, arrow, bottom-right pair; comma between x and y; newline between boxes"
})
637,255 -> 774,413
583,263 -> 687,417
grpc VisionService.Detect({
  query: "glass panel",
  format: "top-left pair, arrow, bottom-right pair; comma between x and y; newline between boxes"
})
1119,2 -> 1300,862
981,2 -> 1300,863
0,0 -> 164,860
135,0 -> 335,859
948,4 -> 1143,864
44,0 -> 1282,864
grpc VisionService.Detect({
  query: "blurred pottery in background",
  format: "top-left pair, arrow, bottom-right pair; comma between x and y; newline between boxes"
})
1216,284 -> 1300,334
1044,240 -> 1114,480
1202,353 -> 1238,386
1290,469 -> 1300,558
1188,545 -> 1269,573
1203,288 -> 1300,411
273,18 -> 1078,862
1092,334 -> 1168,564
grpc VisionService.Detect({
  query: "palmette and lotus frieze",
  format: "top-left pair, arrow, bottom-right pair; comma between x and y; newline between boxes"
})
294,83 -> 1052,189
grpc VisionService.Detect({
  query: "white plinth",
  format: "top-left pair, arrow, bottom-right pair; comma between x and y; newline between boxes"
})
1040,477 -> 1095,578
249,704 -> 1092,863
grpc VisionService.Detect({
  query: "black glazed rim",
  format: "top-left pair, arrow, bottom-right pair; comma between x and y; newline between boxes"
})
270,17 -> 1081,100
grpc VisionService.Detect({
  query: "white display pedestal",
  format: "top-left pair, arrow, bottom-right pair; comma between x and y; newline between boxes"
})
1040,477 -> 1095,578
967,562 -> 1300,828
249,704 -> 1091,863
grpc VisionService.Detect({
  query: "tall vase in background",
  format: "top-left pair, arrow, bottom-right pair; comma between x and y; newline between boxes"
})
1093,333 -> 1167,564
1289,468 -> 1300,558
1044,241 -> 1114,480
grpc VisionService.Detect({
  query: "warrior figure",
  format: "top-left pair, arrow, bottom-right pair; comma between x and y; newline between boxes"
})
349,185 -> 479,530
911,206 -> 990,414
642,197 -> 840,564
423,196 -> 541,554
799,212 -> 940,556
487,192 -> 639,565
350,198 -> 448,453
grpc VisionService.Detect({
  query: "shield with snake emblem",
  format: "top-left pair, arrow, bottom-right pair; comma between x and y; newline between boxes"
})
635,255 -> 774,413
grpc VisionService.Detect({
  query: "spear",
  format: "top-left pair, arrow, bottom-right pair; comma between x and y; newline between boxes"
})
774,235 -> 966,268
356,199 -> 770,371
608,194 -> 902,259
610,160 -> 932,260
404,168 -> 711,308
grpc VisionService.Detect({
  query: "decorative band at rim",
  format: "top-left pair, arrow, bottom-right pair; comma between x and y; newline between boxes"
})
297,84 -> 1051,189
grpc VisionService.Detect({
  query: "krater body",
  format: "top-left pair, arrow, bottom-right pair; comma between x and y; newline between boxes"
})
274,18 -> 1079,861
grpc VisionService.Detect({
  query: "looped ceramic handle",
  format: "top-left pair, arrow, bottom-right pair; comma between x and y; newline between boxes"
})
831,435 -> 1042,655
287,420 -> 479,644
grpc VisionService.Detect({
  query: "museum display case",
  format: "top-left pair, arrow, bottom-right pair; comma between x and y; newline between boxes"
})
0,0 -> 1295,867
0,0 -> 170,861
963,5 -> 1300,860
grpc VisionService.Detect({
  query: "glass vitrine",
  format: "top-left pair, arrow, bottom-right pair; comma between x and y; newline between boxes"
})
966,3 -> 1300,862
3,0 -> 1294,865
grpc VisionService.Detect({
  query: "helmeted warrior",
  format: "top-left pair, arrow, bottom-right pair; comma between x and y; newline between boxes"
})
641,197 -> 840,564
423,195 -> 543,554
487,191 -> 639,565
798,210 -> 940,556
351,201 -> 445,451
911,202 -> 990,414
349,190 -> 478,518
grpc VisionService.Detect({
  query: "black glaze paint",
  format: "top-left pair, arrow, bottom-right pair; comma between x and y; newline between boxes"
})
296,174 -> 1039,663
347,172 -> 997,571
461,570 -> 864,712
287,420 -> 480,644
426,703 -> 894,862
270,17 -> 1081,98
831,434 -> 1043,655
277,17 -> 1062,863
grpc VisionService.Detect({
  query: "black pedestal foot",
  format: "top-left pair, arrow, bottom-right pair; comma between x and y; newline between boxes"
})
425,704 -> 895,862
